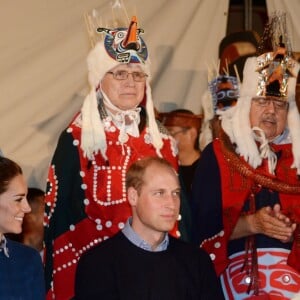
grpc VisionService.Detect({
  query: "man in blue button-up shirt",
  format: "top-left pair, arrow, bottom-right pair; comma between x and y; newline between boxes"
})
75,156 -> 224,300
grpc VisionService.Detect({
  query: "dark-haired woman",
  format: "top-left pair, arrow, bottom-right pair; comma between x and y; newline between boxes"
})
0,156 -> 45,299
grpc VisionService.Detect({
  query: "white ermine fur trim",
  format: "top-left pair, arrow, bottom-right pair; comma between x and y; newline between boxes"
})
202,89 -> 214,123
145,80 -> 163,156
81,40 -> 160,159
199,90 -> 214,150
230,57 -> 262,168
220,105 -> 237,142
81,42 -> 119,160
225,56 -> 300,173
231,94 -> 262,168
81,89 -> 107,161
87,42 -> 120,88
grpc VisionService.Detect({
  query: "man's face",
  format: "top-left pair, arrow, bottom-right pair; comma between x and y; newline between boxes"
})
129,163 -> 180,240
101,63 -> 146,110
249,97 -> 288,141
167,126 -> 191,151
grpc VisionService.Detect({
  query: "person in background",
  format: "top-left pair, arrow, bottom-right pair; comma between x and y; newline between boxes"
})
22,188 -> 45,254
75,156 -> 224,300
191,13 -> 300,299
159,109 -> 202,241
0,156 -> 45,299
8,187 -> 45,256
200,74 -> 240,151
218,30 -> 259,83
200,30 -> 259,151
159,109 -> 202,195
43,13 -> 178,299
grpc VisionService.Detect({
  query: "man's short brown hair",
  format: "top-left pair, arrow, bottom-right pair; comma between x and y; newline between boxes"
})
126,156 -> 176,195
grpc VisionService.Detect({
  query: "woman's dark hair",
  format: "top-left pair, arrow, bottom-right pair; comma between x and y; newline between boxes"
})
0,157 -> 23,195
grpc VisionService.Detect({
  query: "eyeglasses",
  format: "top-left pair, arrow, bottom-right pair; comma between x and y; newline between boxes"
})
107,70 -> 148,82
168,128 -> 189,137
252,97 -> 289,110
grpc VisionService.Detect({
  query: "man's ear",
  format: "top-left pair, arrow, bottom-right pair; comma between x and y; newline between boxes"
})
128,187 -> 138,206
189,127 -> 198,139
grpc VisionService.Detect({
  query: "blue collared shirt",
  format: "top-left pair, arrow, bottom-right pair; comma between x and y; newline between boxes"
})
122,217 -> 169,252
273,128 -> 291,144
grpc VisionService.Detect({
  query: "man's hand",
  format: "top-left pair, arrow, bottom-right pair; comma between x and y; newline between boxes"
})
249,204 -> 296,242
230,204 -> 296,242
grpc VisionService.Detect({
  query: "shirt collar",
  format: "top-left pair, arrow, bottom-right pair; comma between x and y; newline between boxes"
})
122,217 -> 169,252
272,128 -> 291,145
0,235 -> 9,258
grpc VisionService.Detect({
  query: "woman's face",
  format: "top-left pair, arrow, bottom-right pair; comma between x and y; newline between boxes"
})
0,174 -> 31,236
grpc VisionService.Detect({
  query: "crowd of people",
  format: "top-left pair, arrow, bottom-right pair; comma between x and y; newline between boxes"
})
1,7 -> 300,300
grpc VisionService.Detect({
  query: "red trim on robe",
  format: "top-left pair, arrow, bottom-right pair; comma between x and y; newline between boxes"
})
201,139 -> 300,276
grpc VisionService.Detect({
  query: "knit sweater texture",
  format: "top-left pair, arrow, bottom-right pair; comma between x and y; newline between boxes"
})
75,231 -> 224,300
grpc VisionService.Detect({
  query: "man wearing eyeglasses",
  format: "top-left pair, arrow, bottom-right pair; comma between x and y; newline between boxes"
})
250,96 -> 289,142
43,15 -> 178,300
191,14 -> 300,300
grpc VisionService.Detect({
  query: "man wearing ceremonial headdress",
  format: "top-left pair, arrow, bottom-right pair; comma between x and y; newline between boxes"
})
192,13 -> 300,299
43,10 -> 178,300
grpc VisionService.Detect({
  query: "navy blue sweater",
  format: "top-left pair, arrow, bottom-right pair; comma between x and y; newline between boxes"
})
0,238 -> 45,299
75,231 -> 224,300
